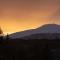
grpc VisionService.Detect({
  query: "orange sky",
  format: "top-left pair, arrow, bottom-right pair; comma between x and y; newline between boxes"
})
0,0 -> 60,34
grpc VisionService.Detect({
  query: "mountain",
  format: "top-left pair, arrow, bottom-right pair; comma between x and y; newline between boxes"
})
9,24 -> 60,39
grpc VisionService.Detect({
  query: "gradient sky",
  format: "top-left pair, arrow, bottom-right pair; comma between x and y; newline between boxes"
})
0,0 -> 60,34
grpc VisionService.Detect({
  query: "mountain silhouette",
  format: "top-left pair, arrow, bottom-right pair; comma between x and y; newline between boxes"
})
9,24 -> 60,39
36,24 -> 60,33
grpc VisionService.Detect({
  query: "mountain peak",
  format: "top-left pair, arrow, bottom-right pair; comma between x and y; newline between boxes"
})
38,24 -> 60,29
36,24 -> 60,33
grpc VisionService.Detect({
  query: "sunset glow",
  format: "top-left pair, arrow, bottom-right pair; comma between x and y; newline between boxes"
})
0,0 -> 60,34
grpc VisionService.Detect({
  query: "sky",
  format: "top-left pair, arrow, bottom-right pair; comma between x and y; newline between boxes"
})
0,0 -> 60,34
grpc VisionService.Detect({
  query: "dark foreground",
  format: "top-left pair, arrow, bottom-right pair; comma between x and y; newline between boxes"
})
0,38 -> 59,60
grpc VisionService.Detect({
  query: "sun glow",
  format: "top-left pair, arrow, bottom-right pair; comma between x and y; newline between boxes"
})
0,0 -> 60,34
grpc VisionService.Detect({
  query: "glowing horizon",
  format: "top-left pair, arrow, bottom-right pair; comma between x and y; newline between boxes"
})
0,0 -> 60,34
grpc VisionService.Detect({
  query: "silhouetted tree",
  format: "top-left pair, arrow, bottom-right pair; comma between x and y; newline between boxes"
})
6,33 -> 9,40
5,33 -> 9,44
0,27 -> 3,44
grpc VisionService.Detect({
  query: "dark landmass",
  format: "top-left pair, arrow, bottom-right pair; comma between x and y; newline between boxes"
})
0,36 -> 59,60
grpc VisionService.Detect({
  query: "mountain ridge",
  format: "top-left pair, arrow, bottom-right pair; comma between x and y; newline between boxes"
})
9,24 -> 60,39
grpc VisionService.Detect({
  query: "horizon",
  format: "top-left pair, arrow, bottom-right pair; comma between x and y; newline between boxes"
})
3,23 -> 60,35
